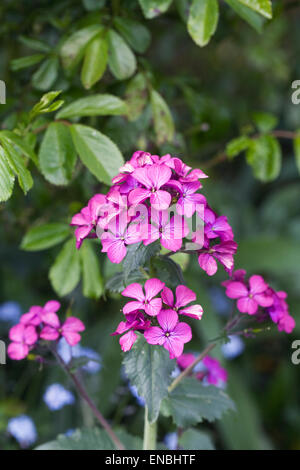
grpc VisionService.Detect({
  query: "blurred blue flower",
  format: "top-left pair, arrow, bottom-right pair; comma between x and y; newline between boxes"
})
209,287 -> 230,316
171,366 -> 181,378
164,432 -> 178,450
221,335 -> 245,360
129,384 -> 145,407
57,338 -> 101,374
65,429 -> 75,437
43,383 -> 75,411
0,301 -> 21,323
7,415 -> 37,448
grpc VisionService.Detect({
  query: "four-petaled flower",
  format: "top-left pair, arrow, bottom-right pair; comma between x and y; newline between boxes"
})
225,275 -> 274,315
122,279 -> 165,317
7,324 -> 38,360
40,316 -> 85,346
129,164 -> 172,210
161,285 -> 203,320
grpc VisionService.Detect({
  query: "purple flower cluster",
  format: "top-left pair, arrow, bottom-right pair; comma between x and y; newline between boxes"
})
177,353 -> 228,387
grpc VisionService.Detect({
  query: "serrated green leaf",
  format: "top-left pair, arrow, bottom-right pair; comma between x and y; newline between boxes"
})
60,25 -> 103,70
123,241 -> 161,282
138,0 -> 173,19
150,89 -> 174,145
123,335 -> 175,423
293,132 -> 300,175
225,0 -> 265,33
125,73 -> 148,121
49,239 -> 81,296
32,57 -> 59,91
226,135 -> 251,159
252,111 -> 278,133
80,240 -> 104,299
105,272 -> 144,293
187,0 -> 219,47
152,256 -> 185,287
21,223 -> 70,251
81,34 -> 108,89
114,17 -> 151,54
11,54 -> 46,71
179,428 -> 215,450
0,130 -> 38,165
0,147 -> 15,202
0,139 -> 33,194
56,94 -> 127,119
70,124 -> 124,185
163,377 -> 235,427
236,0 -> 272,19
246,135 -> 282,182
107,30 -> 136,80
39,122 -> 77,185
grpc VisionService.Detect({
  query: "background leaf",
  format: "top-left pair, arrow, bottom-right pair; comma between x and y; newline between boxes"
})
114,17 -> 151,54
107,30 -> 136,80
150,89 -> 174,145
21,223 -> 71,251
138,0 -> 173,19
81,34 -> 108,89
80,240 -> 104,299
187,0 -> 219,47
57,94 -> 127,119
49,239 -> 81,296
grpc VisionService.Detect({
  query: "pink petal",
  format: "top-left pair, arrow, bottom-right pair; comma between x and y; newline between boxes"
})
150,190 -> 171,211
157,310 -> 178,332
7,342 -> 29,360
161,286 -> 174,308
119,330 -> 137,352
254,293 -> 274,308
144,326 -> 165,345
179,304 -> 203,320
62,331 -> 81,346
144,278 -> 165,300
107,239 -> 127,264
163,337 -> 184,359
132,167 -> 151,188
175,285 -> 196,308
145,297 -> 162,317
62,317 -> 85,333
9,323 -> 25,342
123,301 -> 144,315
128,188 -> 151,205
225,281 -> 248,299
249,275 -> 268,295
41,312 -> 60,328
237,297 -> 258,315
40,326 -> 60,341
70,212 -> 89,226
177,353 -> 196,369
43,300 -> 61,313
172,322 -> 192,343
198,253 -> 218,276
122,283 -> 145,301
147,164 -> 172,189
23,326 -> 38,345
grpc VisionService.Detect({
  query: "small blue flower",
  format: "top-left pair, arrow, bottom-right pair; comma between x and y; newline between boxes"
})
209,287 -> 231,316
129,384 -> 145,407
221,335 -> 244,360
43,383 -> 75,411
164,432 -> 178,450
65,429 -> 75,437
0,301 -> 21,323
57,338 -> 101,374
7,415 -> 37,448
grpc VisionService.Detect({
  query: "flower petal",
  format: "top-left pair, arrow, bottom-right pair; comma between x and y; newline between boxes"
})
122,283 -> 145,301
144,326 -> 165,345
175,285 -> 196,308
157,309 -> 178,332
119,330 -> 137,352
7,342 -> 29,360
249,275 -> 268,295
225,281 -> 248,299
144,278 -> 165,301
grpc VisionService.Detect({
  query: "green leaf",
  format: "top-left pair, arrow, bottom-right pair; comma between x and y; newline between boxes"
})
150,89 -> 175,145
82,0 -> 106,11
35,427 -> 141,450
29,91 -> 64,121
105,272 -> 145,293
70,124 -> 124,185
60,25 -> 103,70
151,256 -> 185,287
163,377 -> 235,427
236,0 -> 272,19
138,0 -> 173,19
0,148 -> 15,202
11,54 -> 46,71
179,429 -> 215,450
0,139 -> 33,194
293,131 -> 300,175
19,36 -> 52,53
246,135 -> 282,182
123,335 -> 175,423
32,57 -> 59,91
49,239 -> 81,296
114,17 -> 151,54
56,94 -> 127,119
21,223 -> 71,251
252,111 -> 278,133
226,135 -> 251,159
125,73 -> 148,121
81,34 -> 108,89
123,241 -> 161,282
39,122 -> 77,185
80,240 -> 104,299
187,0 -> 219,47
107,30 -> 136,80
225,0 -> 265,33
0,130 -> 38,165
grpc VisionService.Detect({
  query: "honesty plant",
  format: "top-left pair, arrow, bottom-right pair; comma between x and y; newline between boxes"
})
7,150 -> 295,451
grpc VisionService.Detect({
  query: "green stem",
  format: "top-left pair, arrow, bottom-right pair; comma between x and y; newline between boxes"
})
143,407 -> 157,450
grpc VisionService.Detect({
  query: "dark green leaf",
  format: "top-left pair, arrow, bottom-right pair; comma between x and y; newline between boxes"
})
0,147 -> 15,202
19,36 -> 52,52
11,54 -> 46,71
39,122 -> 77,185
70,124 -> 124,185
123,335 -> 175,423
0,139 -> 33,194
138,0 -> 173,19
57,94 -> 127,119
123,241 -> 161,282
82,0 -> 106,11
21,223 -> 71,251
81,34 -> 108,89
179,429 -> 215,450
0,130 -> 38,165
125,73 -> 148,121
49,239 -> 81,296
60,25 -> 103,70
187,0 -> 219,47
152,256 -> 185,287
150,89 -> 174,145
32,57 -> 59,91
114,17 -> 151,54
107,30 -> 136,80
225,0 -> 265,33
105,272 -> 144,293
80,240 -> 104,299
293,131 -> 300,174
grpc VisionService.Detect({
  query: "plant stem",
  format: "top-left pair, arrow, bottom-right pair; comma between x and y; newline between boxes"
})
51,347 -> 125,450
168,342 -> 217,393
143,407 -> 157,450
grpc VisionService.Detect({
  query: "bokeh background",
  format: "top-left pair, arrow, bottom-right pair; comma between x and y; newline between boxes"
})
0,0 -> 300,450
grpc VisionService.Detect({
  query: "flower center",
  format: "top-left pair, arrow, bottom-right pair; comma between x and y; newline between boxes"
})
165,332 -> 170,337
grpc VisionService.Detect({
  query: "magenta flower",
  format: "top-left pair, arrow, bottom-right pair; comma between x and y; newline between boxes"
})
144,310 -> 192,359
266,290 -> 295,333
20,300 -> 60,326
168,157 -> 208,182
7,324 -> 38,360
40,316 -> 85,346
101,216 -> 143,264
122,278 -> 165,316
202,356 -> 228,386
225,275 -> 274,315
143,209 -> 189,252
204,207 -> 234,241
71,194 -> 106,249
111,312 -> 151,352
161,285 -> 203,320
197,240 -> 237,276
175,182 -> 207,218
129,164 -> 172,210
